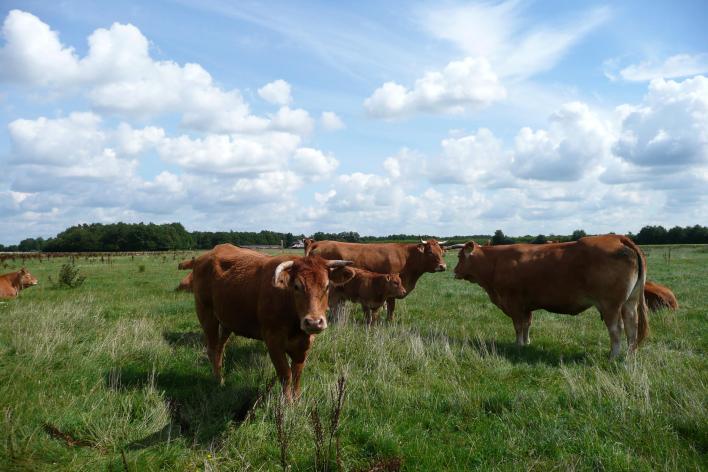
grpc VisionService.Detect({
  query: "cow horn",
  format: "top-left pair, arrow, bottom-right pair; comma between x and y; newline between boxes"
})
446,243 -> 466,249
326,260 -> 353,268
438,240 -> 448,245
420,238 -> 427,244
273,260 -> 294,284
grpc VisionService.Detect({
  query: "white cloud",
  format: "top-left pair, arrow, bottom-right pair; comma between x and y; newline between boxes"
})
269,106 -> 315,135
258,79 -> 292,105
364,57 -> 505,118
157,132 -> 301,176
606,53 -> 708,82
613,76 -> 708,167
0,10 -> 311,136
320,111 -> 345,130
432,128 -> 509,185
417,1 -> 609,80
511,102 -> 614,181
292,148 -> 338,179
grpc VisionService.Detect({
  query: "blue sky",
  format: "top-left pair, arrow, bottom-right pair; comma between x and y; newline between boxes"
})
1,0 -> 707,244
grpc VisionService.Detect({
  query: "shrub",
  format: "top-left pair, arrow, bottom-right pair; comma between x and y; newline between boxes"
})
138,264 -> 146,273
50,262 -> 86,288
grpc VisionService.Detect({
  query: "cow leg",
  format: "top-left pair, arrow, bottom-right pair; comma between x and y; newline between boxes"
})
371,306 -> 381,324
386,298 -> 396,321
288,350 -> 309,401
512,317 -> 525,346
212,324 -> 232,385
195,301 -> 224,382
265,336 -> 293,401
621,303 -> 639,353
363,306 -> 373,326
601,308 -> 623,359
522,312 -> 533,346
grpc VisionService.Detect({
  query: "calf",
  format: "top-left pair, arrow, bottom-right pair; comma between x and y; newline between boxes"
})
0,268 -> 38,299
306,239 -> 447,320
191,244 -> 354,400
645,281 -> 678,312
452,235 -> 648,358
329,268 -> 407,324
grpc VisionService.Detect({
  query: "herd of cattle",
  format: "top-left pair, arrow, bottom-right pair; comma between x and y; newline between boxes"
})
1,236 -> 679,400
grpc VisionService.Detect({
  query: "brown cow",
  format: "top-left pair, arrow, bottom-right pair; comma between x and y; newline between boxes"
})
191,244 -> 354,400
303,238 -> 315,254
175,272 -> 193,292
645,281 -> 678,312
305,239 -> 447,320
0,268 -> 38,299
452,235 -> 648,358
329,268 -> 407,324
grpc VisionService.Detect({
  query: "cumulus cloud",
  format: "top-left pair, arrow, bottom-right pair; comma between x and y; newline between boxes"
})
320,111 -> 345,130
613,76 -> 708,168
258,79 -> 292,105
364,57 -> 505,118
432,128 -> 509,185
0,10 -> 313,136
511,102 -> 614,181
606,53 -> 708,82
292,148 -> 339,179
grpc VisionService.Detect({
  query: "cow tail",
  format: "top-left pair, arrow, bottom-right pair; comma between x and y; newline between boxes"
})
623,237 -> 649,345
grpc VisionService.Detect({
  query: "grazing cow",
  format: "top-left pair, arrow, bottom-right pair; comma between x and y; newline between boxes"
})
175,272 -> 193,292
0,268 -> 38,299
452,235 -> 648,358
191,244 -> 354,399
644,281 -> 678,312
329,268 -> 407,324
305,239 -> 447,320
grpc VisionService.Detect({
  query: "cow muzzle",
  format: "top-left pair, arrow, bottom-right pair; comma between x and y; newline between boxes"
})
435,264 -> 447,272
301,315 -> 328,334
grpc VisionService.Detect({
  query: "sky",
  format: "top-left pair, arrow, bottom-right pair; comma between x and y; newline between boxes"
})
0,0 -> 707,244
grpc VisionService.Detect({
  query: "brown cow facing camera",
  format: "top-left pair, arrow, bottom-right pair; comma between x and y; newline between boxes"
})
452,235 -> 649,358
0,268 -> 38,299
191,244 -> 354,400
329,268 -> 407,325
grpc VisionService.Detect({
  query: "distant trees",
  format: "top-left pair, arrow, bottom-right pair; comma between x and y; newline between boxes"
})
3,223 -> 707,252
491,229 -> 515,245
571,229 -> 587,241
633,225 -> 708,244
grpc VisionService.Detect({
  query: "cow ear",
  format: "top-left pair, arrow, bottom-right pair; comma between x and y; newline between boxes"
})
463,243 -> 475,258
416,243 -> 425,253
329,266 -> 355,286
385,274 -> 391,282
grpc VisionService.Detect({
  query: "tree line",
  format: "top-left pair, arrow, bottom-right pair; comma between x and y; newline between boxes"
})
1,223 -> 706,252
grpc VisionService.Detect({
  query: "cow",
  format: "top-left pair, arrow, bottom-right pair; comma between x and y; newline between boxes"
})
191,244 -> 354,400
644,281 -> 678,312
0,268 -> 38,299
329,268 -> 407,325
305,239 -> 447,320
451,235 -> 649,358
175,272 -> 193,292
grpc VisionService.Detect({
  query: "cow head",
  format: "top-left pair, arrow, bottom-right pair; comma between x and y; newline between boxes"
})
272,256 -> 354,334
383,273 -> 407,298
453,241 -> 481,282
417,239 -> 447,273
18,268 -> 38,288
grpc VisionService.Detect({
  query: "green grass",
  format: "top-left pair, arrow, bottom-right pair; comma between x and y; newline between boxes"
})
0,247 -> 706,471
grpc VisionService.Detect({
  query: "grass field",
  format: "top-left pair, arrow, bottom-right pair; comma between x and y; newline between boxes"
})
1,246 -> 706,471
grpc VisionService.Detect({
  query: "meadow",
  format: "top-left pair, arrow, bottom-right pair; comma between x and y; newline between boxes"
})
0,246 -> 706,471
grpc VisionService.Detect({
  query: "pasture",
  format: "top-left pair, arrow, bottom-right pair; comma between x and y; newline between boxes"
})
0,246 -> 706,471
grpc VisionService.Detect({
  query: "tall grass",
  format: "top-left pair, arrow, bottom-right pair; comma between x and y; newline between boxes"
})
0,247 -> 705,470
